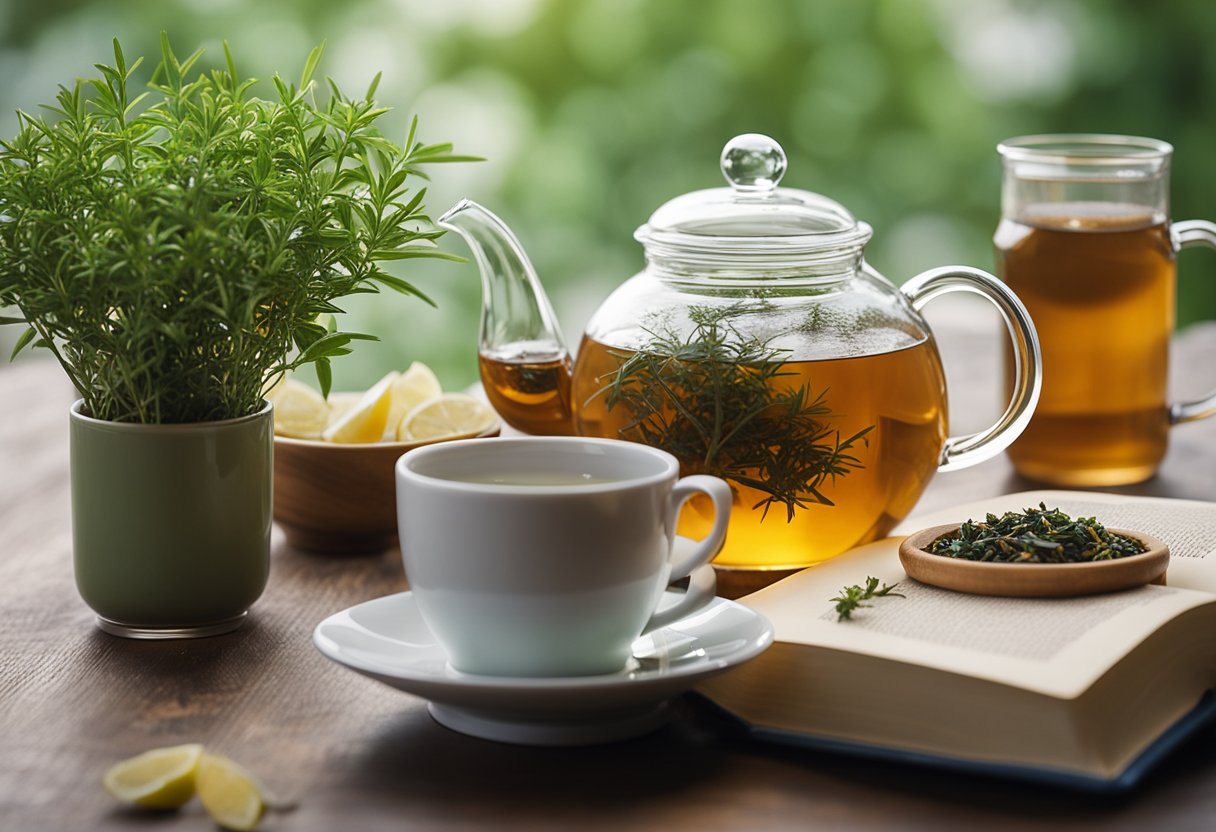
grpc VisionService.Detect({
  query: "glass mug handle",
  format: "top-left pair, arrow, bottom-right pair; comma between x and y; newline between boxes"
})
901,267 -> 1043,472
1170,221 -> 1216,424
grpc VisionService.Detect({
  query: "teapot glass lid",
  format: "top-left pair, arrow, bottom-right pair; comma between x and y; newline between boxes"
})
636,134 -> 872,261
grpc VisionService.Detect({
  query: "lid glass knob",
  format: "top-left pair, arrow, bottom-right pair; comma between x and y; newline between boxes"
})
720,133 -> 787,194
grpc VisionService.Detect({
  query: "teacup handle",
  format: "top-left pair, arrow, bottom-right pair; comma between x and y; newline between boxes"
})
642,475 -> 731,634
1170,221 -> 1216,424
901,266 -> 1043,472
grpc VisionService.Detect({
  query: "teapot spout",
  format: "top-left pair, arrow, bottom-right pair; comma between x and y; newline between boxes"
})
439,200 -> 575,435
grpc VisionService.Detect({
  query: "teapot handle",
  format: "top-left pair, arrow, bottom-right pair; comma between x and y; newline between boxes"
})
901,267 -> 1042,472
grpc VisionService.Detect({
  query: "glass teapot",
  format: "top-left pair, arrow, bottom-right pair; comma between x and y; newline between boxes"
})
440,134 -> 1041,570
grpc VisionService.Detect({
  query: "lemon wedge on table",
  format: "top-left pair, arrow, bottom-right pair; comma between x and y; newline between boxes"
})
382,361 -> 443,440
196,753 -> 267,832
268,378 -> 330,440
102,743 -> 203,809
397,393 -> 498,442
321,371 -> 399,444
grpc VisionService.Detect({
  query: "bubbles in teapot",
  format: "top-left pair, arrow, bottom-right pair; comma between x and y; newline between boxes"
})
754,304 -> 928,363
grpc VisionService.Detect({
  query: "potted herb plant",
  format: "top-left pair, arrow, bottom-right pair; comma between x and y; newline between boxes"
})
0,35 -> 472,637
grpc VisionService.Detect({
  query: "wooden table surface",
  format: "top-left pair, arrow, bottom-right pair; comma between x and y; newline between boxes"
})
3,322 -> 1216,831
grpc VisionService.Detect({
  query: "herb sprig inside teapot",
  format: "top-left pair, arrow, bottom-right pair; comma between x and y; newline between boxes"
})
595,303 -> 873,521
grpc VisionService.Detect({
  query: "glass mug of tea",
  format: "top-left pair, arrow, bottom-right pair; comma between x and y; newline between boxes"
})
996,135 -> 1216,486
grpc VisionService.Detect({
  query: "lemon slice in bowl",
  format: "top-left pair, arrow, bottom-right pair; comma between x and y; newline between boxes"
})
196,753 -> 267,831
382,361 -> 443,440
102,742 -> 203,809
397,393 -> 498,442
324,391 -> 363,428
269,379 -> 329,440
321,372 -> 398,444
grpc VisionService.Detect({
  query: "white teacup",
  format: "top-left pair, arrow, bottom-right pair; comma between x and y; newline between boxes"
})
395,437 -> 731,677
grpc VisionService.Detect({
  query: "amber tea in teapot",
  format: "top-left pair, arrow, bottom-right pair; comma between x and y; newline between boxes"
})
575,332 -> 947,568
443,134 -> 1042,571
479,341 -> 574,436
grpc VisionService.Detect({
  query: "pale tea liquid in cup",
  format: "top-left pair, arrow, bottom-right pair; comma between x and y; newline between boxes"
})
448,471 -> 614,486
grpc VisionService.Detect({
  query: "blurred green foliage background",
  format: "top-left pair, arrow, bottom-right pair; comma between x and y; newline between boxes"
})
2,0 -> 1215,390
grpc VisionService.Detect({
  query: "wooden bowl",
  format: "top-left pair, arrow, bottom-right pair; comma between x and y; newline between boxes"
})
898,523 -> 1170,598
274,426 -> 499,554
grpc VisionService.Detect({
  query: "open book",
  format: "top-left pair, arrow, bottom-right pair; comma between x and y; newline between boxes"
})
695,490 -> 1216,791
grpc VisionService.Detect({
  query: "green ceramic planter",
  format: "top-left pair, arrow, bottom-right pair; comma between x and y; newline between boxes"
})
70,400 -> 273,638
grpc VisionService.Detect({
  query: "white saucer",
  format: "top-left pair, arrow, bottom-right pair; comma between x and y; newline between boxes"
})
313,590 -> 773,746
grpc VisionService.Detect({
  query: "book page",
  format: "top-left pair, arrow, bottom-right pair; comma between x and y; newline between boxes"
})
895,490 -> 1216,592
742,536 -> 1214,699
813,581 -> 1157,662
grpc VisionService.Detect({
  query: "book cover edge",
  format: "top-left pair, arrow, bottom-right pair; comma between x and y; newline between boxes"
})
690,689 -> 1216,792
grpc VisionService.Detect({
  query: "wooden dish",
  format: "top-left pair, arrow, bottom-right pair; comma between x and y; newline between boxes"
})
274,425 -> 499,554
898,523 -> 1170,598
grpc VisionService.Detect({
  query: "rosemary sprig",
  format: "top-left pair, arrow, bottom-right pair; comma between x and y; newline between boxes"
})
832,577 -> 904,621
595,303 -> 873,521
928,503 -> 1148,563
0,34 -> 476,423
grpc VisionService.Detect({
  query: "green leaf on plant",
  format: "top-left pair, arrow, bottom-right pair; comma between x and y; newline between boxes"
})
10,327 -> 36,361
315,358 -> 332,399
368,272 -> 436,306
372,248 -> 465,262
299,42 -> 325,90
299,331 -> 379,363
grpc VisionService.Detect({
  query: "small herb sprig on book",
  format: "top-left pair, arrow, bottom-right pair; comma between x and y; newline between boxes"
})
928,504 -> 1147,564
832,577 -> 904,621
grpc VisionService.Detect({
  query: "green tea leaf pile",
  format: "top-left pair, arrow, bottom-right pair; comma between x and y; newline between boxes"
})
928,504 -> 1147,564
0,35 -> 474,423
